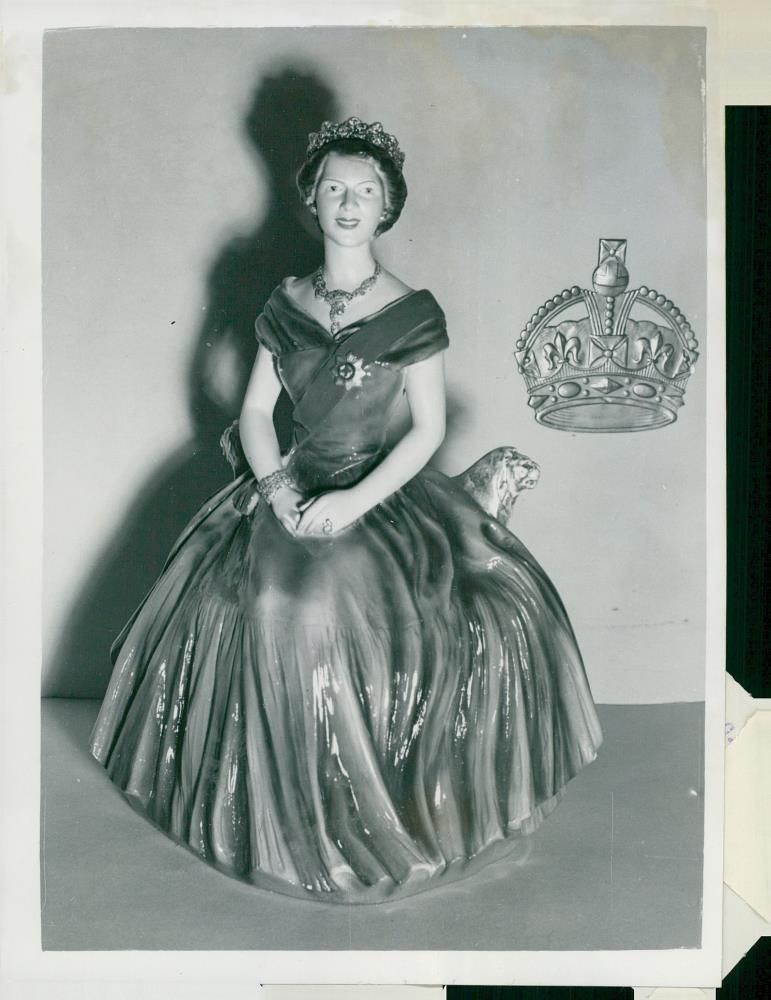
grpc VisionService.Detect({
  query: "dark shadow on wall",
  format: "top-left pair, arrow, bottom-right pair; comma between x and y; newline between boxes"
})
44,68 -> 339,698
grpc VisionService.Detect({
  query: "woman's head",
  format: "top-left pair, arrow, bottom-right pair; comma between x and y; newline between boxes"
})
296,119 -> 408,237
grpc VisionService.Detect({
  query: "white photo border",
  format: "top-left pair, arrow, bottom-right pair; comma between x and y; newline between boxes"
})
1,0 -> 725,991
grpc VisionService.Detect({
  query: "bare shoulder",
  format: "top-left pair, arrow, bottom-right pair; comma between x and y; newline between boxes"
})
284,274 -> 314,308
287,273 -> 311,293
379,269 -> 413,299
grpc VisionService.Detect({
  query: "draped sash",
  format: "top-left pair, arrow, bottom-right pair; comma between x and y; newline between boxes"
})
289,290 -> 443,431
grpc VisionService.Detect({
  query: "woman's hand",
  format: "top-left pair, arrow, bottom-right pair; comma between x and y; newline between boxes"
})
270,486 -> 304,534
295,489 -> 365,537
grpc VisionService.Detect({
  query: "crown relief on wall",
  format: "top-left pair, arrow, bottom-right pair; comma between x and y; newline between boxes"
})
514,239 -> 699,432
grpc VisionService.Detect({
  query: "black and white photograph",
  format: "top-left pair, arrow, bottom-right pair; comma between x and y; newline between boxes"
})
1,2 -> 727,992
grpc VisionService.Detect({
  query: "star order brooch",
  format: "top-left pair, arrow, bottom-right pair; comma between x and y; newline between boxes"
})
333,353 -> 371,390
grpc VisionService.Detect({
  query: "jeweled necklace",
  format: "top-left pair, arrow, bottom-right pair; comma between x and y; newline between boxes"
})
312,261 -> 382,336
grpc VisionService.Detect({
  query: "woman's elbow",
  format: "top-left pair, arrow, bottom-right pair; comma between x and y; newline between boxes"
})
238,405 -> 271,439
420,417 -> 446,455
237,409 -> 251,436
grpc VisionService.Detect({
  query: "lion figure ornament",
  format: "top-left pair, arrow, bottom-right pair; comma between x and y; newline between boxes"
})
453,446 -> 541,525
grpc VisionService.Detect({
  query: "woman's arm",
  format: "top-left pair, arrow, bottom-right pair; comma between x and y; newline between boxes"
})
239,347 -> 303,530
296,352 -> 446,535
239,347 -> 284,476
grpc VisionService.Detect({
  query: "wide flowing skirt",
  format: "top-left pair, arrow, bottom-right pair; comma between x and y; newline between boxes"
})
90,468 -> 602,903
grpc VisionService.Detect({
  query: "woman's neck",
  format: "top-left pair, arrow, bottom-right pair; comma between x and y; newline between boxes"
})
322,242 -> 378,290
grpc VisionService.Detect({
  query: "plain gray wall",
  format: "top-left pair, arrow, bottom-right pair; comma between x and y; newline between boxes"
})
42,26 -> 707,701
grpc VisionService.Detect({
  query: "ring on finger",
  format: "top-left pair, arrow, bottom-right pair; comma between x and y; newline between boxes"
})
321,517 -> 334,535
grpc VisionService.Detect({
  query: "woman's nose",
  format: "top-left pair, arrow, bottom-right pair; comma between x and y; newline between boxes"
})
341,188 -> 357,210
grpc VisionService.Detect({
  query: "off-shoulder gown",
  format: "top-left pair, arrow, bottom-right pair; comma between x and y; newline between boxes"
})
90,282 -> 603,903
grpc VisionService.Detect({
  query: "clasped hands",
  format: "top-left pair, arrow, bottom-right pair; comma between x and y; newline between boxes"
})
271,486 -> 364,537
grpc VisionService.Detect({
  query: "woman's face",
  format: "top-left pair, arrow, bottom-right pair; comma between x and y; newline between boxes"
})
314,152 -> 386,247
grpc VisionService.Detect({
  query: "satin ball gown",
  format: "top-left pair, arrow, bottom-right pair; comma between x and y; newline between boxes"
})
90,281 -> 603,903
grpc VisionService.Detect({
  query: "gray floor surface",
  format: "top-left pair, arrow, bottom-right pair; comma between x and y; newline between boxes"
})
40,699 -> 704,952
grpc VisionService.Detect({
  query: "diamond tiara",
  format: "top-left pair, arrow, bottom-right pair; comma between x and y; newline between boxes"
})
514,240 -> 700,432
306,117 -> 405,169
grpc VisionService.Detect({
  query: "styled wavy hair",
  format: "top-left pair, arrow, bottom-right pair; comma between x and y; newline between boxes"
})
295,137 -> 408,236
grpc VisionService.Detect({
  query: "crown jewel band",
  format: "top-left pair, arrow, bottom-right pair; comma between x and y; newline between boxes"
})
514,239 -> 699,432
306,117 -> 406,169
